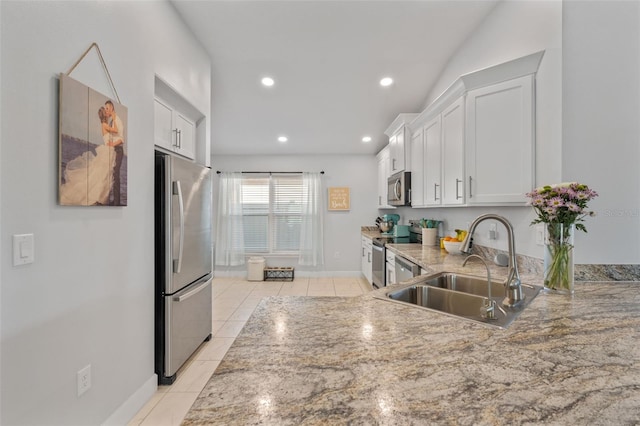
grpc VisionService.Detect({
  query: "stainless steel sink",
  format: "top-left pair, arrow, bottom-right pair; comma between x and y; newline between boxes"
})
374,272 -> 542,329
420,272 -> 505,298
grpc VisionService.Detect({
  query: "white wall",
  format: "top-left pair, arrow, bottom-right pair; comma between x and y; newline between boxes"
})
395,0 -> 563,259
0,1 -> 210,424
562,0 -> 640,264
212,155 -> 377,275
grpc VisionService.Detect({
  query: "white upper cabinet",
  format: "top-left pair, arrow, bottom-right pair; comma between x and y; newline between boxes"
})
423,115 -> 442,206
376,146 -> 395,209
410,128 -> 425,207
405,50 -> 543,208
385,114 -> 419,174
154,76 -> 205,163
441,97 -> 465,205
466,75 -> 534,205
154,97 -> 196,159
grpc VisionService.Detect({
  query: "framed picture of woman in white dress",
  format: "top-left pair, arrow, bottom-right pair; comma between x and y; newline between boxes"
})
58,74 -> 128,206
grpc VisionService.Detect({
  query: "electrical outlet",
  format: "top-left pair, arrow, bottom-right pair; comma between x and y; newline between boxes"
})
488,224 -> 498,240
77,365 -> 91,397
535,224 -> 545,246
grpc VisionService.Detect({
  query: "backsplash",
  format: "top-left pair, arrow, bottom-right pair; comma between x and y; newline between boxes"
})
474,244 -> 640,282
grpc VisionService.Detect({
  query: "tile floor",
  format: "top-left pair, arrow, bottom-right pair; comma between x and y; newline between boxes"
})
128,276 -> 372,426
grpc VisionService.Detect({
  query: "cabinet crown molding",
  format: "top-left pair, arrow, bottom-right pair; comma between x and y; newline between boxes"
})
384,113 -> 420,137
409,50 -> 545,131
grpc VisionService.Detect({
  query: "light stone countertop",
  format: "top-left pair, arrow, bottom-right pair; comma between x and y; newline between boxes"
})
183,249 -> 640,425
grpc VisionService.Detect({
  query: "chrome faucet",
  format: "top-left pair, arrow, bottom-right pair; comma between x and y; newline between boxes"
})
462,254 -> 495,320
460,214 -> 524,307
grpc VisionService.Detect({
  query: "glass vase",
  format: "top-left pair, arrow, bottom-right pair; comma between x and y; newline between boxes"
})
543,223 -> 575,294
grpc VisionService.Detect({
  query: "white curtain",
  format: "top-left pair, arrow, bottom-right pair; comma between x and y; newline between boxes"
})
215,173 -> 245,266
298,172 -> 324,266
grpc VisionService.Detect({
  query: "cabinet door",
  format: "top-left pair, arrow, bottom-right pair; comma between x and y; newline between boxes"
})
361,239 -> 373,285
376,147 -> 394,209
410,129 -> 424,207
154,99 -> 174,151
361,237 -> 373,284
389,134 -> 399,174
466,75 -> 534,204
423,115 -> 442,206
387,265 -> 396,286
175,113 -> 196,160
441,97 -> 465,205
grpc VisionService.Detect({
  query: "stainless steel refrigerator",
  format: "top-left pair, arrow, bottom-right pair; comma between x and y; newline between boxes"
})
155,151 -> 212,385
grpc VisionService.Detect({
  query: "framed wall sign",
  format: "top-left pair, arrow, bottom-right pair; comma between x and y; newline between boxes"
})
328,187 -> 350,211
58,44 -> 128,206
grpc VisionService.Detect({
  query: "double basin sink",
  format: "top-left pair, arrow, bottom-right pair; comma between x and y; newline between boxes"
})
374,272 -> 541,329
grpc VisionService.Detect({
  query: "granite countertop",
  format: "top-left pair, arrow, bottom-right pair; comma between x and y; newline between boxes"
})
184,277 -> 640,423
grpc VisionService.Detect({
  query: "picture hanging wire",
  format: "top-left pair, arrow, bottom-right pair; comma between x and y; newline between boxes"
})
216,171 -> 324,175
65,42 -> 121,104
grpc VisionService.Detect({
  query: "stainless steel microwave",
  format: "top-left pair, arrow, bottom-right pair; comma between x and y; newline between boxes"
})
387,172 -> 411,206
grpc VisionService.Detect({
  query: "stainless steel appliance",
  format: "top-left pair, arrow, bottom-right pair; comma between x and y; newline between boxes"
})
371,240 -> 386,289
395,255 -> 421,283
155,152 -> 213,385
371,232 -> 415,289
387,171 -> 411,206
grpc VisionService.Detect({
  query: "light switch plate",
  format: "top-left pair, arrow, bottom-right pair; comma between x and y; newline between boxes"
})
13,233 -> 34,266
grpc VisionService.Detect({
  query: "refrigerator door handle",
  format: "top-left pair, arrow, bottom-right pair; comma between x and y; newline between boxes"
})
172,180 -> 185,274
173,277 -> 212,302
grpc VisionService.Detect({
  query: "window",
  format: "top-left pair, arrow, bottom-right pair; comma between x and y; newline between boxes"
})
241,174 -> 303,254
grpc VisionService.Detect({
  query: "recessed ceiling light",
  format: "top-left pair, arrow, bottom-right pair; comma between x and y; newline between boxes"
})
278,136 -> 288,143
261,77 -> 275,87
380,77 -> 393,87
362,136 -> 372,143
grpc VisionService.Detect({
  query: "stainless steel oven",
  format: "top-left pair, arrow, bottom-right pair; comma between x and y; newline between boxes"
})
372,233 -> 414,288
387,172 -> 411,206
372,239 -> 385,289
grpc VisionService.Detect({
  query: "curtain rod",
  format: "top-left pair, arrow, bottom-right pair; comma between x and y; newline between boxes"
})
216,171 -> 324,175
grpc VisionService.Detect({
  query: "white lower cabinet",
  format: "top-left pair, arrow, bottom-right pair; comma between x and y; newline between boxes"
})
361,236 -> 373,285
386,250 -> 396,286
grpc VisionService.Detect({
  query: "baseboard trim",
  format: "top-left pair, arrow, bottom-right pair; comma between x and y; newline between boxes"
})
102,374 -> 157,426
214,270 -> 362,278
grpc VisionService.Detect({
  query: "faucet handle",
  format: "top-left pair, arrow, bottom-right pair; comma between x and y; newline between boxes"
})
481,298 -> 496,320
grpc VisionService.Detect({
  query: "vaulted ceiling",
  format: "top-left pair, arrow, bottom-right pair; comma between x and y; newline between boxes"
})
171,0 -> 500,155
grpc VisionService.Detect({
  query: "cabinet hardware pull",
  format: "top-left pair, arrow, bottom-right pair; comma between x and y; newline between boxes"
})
368,252 -> 371,263
172,128 -> 179,148
392,158 -> 396,171
434,183 -> 440,201
456,179 -> 462,199
362,247 -> 365,257
469,176 -> 473,198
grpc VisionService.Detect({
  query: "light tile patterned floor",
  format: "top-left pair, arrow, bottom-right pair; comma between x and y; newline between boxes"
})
128,276 -> 372,426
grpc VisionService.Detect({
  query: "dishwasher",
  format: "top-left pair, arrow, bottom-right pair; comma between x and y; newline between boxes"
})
395,255 -> 421,283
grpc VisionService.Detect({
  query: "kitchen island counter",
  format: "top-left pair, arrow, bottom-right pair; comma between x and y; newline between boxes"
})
183,277 -> 640,425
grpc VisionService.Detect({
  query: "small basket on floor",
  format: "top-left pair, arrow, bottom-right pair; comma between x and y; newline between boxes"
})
264,267 -> 295,282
